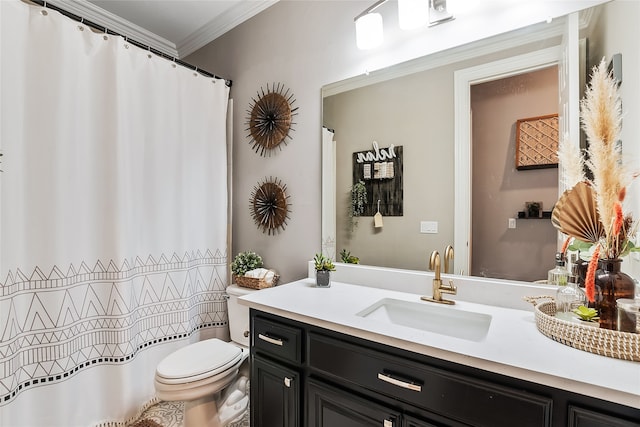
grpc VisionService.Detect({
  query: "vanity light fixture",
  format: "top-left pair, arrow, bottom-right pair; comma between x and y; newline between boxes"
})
355,0 -> 454,50
428,0 -> 454,26
354,0 -> 387,50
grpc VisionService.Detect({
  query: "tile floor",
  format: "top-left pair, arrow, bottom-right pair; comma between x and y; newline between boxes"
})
133,399 -> 250,427
135,401 -> 184,427
132,379 -> 250,427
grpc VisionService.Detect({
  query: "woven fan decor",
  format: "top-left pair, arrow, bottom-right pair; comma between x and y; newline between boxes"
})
246,83 -> 298,156
551,181 -> 605,243
516,114 -> 559,170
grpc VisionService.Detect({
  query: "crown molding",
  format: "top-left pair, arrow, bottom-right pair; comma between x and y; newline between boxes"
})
46,0 -> 179,57
177,0 -> 278,58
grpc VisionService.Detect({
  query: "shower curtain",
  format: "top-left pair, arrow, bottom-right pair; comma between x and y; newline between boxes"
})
0,1 -> 230,426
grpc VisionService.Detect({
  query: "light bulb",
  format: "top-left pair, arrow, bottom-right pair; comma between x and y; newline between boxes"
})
355,13 -> 384,50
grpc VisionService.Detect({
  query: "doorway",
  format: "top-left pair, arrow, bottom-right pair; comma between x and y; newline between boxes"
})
470,67 -> 559,281
453,45 -> 563,278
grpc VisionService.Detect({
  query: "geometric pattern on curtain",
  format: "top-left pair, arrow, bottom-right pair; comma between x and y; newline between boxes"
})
0,249 -> 228,405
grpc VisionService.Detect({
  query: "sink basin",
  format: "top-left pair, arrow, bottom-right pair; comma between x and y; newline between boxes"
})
356,298 -> 492,342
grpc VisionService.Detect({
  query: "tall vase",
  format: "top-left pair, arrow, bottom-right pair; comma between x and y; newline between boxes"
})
594,258 -> 635,330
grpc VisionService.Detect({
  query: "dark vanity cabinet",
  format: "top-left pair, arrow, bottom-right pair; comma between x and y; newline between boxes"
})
251,315 -> 303,427
250,310 -> 640,427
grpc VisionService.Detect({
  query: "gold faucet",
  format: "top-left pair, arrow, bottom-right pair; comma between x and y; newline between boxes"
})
444,245 -> 454,274
421,250 -> 457,305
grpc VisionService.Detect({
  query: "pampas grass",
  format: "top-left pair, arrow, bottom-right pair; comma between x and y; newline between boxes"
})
557,134 -> 585,189
555,57 -> 637,301
557,58 -> 634,259
581,58 -> 630,257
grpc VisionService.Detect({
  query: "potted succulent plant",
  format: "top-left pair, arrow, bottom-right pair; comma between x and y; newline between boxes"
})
340,249 -> 360,264
314,253 -> 335,287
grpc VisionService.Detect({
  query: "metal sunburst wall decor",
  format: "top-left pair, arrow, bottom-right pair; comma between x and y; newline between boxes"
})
246,83 -> 298,156
250,177 -> 291,235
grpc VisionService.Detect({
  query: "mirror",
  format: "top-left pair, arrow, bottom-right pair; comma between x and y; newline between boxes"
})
322,2 -> 635,281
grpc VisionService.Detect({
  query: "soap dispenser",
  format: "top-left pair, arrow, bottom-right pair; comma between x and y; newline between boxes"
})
548,252 -> 569,286
555,254 -> 587,320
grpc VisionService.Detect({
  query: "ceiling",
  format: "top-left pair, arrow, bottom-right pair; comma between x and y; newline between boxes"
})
48,0 -> 278,58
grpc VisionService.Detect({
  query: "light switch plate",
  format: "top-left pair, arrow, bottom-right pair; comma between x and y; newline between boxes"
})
420,221 -> 438,234
508,218 -> 516,229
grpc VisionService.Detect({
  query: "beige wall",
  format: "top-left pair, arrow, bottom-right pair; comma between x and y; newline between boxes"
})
471,67 -> 559,282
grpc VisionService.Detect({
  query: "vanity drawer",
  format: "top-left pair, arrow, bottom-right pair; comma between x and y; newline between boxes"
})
252,315 -> 303,364
308,332 -> 552,427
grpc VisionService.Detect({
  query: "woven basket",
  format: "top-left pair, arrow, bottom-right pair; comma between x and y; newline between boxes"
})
233,272 -> 279,290
533,301 -> 640,362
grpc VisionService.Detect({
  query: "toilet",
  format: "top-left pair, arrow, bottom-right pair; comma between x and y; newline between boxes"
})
154,284 -> 255,427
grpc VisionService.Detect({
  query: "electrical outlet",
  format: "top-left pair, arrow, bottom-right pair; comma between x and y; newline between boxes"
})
508,218 -> 516,229
420,221 -> 438,234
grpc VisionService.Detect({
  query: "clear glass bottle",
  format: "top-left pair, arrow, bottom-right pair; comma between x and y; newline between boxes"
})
556,265 -> 587,321
548,252 -> 569,286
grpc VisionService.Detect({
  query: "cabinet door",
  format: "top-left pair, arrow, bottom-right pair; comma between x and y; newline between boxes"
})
307,379 -> 402,427
252,356 -> 300,427
404,415 -> 440,427
568,406 -> 640,427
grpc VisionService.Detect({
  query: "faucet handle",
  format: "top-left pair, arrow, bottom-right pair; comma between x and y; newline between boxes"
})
445,278 -> 457,293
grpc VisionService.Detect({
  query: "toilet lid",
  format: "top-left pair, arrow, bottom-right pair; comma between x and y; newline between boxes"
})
156,338 -> 242,380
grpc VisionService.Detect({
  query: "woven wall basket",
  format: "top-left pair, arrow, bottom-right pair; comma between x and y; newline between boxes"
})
534,301 -> 639,362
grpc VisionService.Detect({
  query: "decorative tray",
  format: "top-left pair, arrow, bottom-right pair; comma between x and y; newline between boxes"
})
533,301 -> 639,362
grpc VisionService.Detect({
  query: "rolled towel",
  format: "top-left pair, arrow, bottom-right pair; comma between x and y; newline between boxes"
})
245,268 -> 276,285
244,268 -> 269,278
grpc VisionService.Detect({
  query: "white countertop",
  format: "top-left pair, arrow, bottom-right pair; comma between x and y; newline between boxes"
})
239,279 -> 640,409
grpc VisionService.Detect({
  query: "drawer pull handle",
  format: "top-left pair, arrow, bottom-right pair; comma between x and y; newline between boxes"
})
258,333 -> 284,346
284,377 -> 292,388
377,372 -> 422,392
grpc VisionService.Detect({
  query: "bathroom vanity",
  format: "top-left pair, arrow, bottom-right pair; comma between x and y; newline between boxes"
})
240,278 -> 640,427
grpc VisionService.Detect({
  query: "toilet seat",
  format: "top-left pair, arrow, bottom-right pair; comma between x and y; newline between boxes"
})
156,338 -> 243,384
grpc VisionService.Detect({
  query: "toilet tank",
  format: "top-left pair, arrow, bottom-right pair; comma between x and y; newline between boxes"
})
226,284 -> 255,347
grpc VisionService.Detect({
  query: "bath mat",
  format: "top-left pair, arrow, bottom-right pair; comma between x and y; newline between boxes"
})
131,419 -> 164,427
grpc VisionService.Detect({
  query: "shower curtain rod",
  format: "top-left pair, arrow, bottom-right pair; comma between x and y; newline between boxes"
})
31,0 -> 232,87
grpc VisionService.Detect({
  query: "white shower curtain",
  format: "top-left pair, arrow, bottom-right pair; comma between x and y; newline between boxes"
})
0,1 -> 230,425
